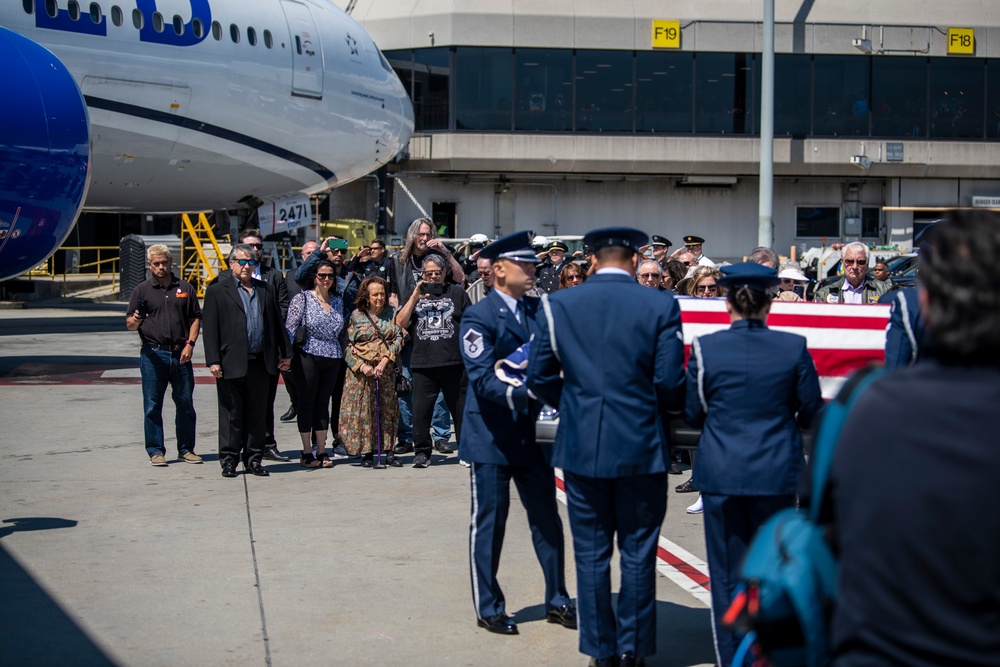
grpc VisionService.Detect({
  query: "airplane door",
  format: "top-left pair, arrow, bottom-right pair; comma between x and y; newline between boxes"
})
280,0 -> 324,98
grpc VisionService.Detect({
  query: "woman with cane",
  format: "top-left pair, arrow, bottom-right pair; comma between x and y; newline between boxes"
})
342,277 -> 404,467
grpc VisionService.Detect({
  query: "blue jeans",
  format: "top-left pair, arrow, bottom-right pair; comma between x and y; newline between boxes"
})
397,345 -> 451,443
140,346 -> 197,457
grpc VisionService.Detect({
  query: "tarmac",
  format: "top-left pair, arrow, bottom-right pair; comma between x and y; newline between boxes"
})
0,300 -> 716,667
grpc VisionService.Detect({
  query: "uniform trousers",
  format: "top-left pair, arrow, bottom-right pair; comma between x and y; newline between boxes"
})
411,364 -> 466,458
702,493 -> 795,667
216,356 -> 270,467
563,471 -> 668,660
292,352 -> 341,433
468,461 -> 570,620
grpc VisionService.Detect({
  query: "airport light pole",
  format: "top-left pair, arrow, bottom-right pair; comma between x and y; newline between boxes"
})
758,0 -> 775,249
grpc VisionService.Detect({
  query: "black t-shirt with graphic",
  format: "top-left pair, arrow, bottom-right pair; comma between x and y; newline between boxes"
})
409,284 -> 471,369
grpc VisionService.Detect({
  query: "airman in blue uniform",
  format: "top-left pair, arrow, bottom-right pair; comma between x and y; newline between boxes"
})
459,231 -> 575,637
528,227 -> 686,667
683,262 -> 824,667
882,286 -> 924,369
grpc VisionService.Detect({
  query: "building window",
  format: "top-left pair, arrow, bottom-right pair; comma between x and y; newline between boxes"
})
211,20 -> 222,40
67,0 -> 79,20
861,207 -> 881,238
813,55 -> 869,137
929,57 -> 984,139
89,2 -> 100,23
761,53 -> 811,136
455,47 -> 511,131
247,26 -> 257,46
263,29 -> 273,49
796,206 -> 840,238
514,49 -> 572,132
695,52 -> 753,134
636,51 -> 693,133
131,7 -> 142,29
111,5 -> 122,26
576,50 -> 634,132
872,56 -> 927,137
230,23 -> 240,44
412,48 -> 451,131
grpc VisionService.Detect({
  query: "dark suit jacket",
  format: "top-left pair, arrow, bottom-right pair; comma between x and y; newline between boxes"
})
203,276 -> 290,379
528,272 -> 686,478
459,289 -> 545,467
212,264 -> 289,319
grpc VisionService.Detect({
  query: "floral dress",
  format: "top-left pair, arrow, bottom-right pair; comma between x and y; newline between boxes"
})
340,305 -> 403,456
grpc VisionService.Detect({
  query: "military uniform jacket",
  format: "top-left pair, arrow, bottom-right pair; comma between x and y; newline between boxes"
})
684,319 -> 823,496
535,260 -> 564,293
459,289 -> 546,467
528,272 -> 686,478
883,287 -> 924,370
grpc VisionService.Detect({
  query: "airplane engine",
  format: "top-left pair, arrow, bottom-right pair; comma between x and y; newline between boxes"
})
0,26 -> 90,282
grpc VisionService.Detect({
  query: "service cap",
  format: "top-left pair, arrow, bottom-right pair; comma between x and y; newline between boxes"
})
718,262 -> 781,290
546,241 -> 569,253
582,227 -> 648,254
479,231 -> 538,263
684,235 -> 706,246
651,235 -> 672,247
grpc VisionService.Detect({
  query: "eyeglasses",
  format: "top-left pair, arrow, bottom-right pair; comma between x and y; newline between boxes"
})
246,243 -> 263,249
327,247 -> 345,254
479,269 -> 493,276
416,232 -> 433,239
638,273 -> 661,280
315,273 -> 335,280
423,270 -> 443,277
682,261 -> 696,267
696,284 -> 719,293
842,258 -> 866,266
233,258 -> 259,266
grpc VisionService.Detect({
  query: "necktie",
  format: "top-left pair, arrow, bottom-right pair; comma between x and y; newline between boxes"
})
516,300 -> 525,325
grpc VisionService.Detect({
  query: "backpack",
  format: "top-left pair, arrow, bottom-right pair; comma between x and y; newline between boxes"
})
723,365 -> 886,667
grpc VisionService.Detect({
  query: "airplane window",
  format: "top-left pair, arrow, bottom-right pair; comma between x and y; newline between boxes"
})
111,5 -> 122,26
22,0 -> 33,16
45,0 -> 57,19
263,30 -> 273,49
132,8 -> 142,29
67,0 -> 79,20
89,2 -> 101,23
152,11 -> 163,33
247,27 -> 257,47
212,21 -> 222,40
172,14 -> 183,35
230,23 -> 240,44
192,18 -> 204,39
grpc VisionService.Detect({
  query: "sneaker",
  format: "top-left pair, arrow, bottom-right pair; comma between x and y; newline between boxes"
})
686,496 -> 704,514
332,444 -> 350,459
433,438 -> 454,454
394,440 -> 413,454
412,453 -> 430,469
459,459 -> 471,468
149,454 -> 168,467
179,452 -> 203,464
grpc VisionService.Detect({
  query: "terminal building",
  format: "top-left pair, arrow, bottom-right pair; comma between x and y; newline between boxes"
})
338,0 -> 1000,259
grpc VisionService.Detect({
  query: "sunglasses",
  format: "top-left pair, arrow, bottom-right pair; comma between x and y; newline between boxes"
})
233,258 -> 259,266
315,273 -> 335,280
423,270 -> 443,277
842,258 -> 867,266
638,273 -> 661,279
682,261 -> 696,267
566,274 -> 584,282
246,243 -> 263,249
696,284 -> 718,292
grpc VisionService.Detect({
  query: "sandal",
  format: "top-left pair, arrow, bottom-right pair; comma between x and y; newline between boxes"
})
300,453 -> 321,468
316,453 -> 334,468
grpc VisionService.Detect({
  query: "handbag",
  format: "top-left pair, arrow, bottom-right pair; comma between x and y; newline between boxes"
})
362,310 -> 411,397
292,293 -> 309,348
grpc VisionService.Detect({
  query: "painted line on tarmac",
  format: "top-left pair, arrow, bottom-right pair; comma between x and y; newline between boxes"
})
553,469 -> 711,607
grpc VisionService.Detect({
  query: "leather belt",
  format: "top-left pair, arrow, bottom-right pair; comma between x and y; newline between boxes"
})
144,342 -> 185,352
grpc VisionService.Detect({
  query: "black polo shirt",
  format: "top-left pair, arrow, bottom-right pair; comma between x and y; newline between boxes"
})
127,275 -> 202,347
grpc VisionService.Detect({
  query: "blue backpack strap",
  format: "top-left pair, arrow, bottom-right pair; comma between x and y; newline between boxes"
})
809,365 -> 887,522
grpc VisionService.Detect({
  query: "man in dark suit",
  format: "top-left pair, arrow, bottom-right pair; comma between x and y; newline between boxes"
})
203,244 -> 292,478
528,227 -> 686,667
210,229 -> 290,461
458,231 -> 575,636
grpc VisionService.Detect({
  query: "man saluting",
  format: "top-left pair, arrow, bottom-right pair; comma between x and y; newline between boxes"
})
459,231 -> 576,636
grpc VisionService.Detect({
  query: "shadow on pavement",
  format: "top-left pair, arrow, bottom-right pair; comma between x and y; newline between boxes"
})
0,356 -> 137,378
0,519 -> 119,666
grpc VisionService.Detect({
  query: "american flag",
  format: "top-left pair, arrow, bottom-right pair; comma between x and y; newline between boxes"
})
678,298 -> 891,398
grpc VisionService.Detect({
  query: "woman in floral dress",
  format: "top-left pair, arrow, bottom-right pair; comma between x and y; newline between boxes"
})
341,276 -> 404,466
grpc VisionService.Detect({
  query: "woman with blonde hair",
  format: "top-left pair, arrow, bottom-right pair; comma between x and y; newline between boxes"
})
686,266 -> 725,298
341,276 -> 404,467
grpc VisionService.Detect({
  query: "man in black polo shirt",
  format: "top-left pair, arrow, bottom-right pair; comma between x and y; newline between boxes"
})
126,244 -> 202,467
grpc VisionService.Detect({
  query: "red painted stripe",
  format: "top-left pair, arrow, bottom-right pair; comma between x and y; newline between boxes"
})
681,311 -> 889,330
657,545 -> 711,590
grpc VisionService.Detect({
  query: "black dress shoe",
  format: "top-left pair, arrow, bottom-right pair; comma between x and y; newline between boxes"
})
361,455 -> 373,468
386,455 -> 403,468
545,603 -> 578,629
588,658 -> 616,667
433,438 -> 454,454
393,440 -> 413,454
477,614 -> 518,635
279,405 -> 297,422
263,447 -> 291,462
668,462 -> 683,475
246,460 -> 270,477
617,653 -> 645,667
221,461 -> 238,478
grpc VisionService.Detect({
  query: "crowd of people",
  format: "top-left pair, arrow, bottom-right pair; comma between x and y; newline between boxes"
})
126,212 -> 999,667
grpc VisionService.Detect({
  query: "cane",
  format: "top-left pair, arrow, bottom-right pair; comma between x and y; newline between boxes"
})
373,374 -> 386,469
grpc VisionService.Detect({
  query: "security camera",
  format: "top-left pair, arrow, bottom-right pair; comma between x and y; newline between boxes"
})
428,31 -> 434,38
850,155 -> 871,169
852,38 -> 872,53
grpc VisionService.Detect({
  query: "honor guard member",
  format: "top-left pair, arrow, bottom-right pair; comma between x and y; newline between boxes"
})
683,263 -> 823,667
882,286 -> 924,369
126,244 -> 202,466
535,240 -> 570,293
641,235 -> 672,264
459,231 -> 576,636
528,227 -> 686,667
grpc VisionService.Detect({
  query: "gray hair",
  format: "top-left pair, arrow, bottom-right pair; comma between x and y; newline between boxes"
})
841,241 -> 870,262
637,259 -> 662,276
401,217 -> 435,265
229,243 -> 256,261
421,254 -> 445,271
146,244 -> 171,261
747,246 -> 779,269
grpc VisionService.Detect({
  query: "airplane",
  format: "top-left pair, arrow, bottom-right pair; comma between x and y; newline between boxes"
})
0,0 -> 414,281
